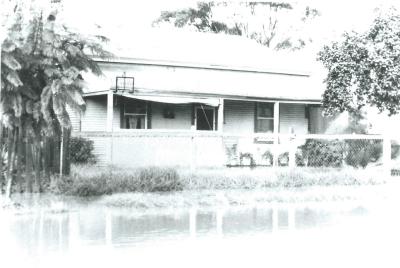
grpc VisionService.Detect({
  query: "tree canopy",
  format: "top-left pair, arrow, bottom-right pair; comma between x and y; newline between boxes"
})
1,0 -> 111,136
153,1 -> 320,51
1,0 -> 112,197
318,9 -> 400,116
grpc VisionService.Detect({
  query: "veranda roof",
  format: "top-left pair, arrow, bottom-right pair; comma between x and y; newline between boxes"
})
83,91 -> 221,107
115,92 -> 220,107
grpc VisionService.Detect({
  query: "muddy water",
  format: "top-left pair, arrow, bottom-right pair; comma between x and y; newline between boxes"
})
1,193 -> 399,268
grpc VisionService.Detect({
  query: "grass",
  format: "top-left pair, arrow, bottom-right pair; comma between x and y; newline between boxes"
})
54,164 -> 387,197
56,165 -> 182,196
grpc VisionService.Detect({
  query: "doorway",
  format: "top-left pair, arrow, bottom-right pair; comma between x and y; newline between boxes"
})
196,106 -> 215,131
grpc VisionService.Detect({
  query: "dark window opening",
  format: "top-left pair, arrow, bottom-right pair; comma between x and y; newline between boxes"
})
122,99 -> 148,129
196,106 -> 215,131
256,102 -> 274,133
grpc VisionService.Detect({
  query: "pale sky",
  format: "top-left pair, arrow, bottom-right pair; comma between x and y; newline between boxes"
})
62,0 -> 400,35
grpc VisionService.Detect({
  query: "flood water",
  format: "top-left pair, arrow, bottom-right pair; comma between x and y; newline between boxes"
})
1,191 -> 400,268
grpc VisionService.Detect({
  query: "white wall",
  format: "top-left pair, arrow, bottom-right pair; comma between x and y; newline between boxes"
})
81,96 -> 120,131
279,103 -> 308,135
150,103 -> 192,130
224,100 -> 255,134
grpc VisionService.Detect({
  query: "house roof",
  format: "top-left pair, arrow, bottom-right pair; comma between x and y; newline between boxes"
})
103,28 -> 314,75
84,29 -> 325,102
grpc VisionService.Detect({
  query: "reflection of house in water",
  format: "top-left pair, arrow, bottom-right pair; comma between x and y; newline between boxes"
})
71,30 -> 334,167
8,204 -> 364,252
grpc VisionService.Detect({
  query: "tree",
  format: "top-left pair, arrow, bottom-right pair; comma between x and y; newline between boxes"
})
153,2 -> 241,34
153,1 -> 320,50
1,0 -> 111,198
318,9 -> 400,117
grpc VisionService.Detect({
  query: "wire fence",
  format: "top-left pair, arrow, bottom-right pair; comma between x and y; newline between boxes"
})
224,134 -> 398,176
1,129 -> 397,194
0,128 -> 70,193
73,131 -> 399,177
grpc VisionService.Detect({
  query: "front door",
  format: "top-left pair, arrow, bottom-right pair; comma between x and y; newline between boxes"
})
196,106 -> 215,131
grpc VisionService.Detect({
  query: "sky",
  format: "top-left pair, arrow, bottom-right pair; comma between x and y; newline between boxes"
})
61,0 -> 400,36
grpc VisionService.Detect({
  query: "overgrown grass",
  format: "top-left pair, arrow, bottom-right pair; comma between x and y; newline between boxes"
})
55,165 -> 386,197
56,165 -> 385,196
180,167 -> 384,189
56,166 -> 182,196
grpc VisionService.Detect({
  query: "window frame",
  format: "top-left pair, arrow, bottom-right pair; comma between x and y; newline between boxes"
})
123,100 -> 148,129
195,105 -> 216,131
255,102 -> 274,133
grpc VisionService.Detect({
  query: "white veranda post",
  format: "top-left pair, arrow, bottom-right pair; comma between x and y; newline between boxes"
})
273,101 -> 280,166
106,90 -> 114,132
218,98 -> 224,133
106,90 -> 114,165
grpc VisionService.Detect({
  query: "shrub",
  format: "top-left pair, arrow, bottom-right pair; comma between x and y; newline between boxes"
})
278,152 -> 289,166
297,139 -> 393,168
391,141 -> 400,159
297,139 -> 344,167
69,137 -> 96,164
239,152 -> 255,166
344,140 -> 381,168
262,150 -> 273,166
136,167 -> 182,192
57,166 -> 182,196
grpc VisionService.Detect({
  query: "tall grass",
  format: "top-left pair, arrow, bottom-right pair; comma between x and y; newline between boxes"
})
56,165 -> 386,197
56,165 -> 182,196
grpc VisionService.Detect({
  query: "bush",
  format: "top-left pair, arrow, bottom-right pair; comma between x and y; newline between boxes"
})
57,166 -> 182,196
297,140 -> 344,167
136,167 -> 182,192
69,137 -> 96,164
297,139 -> 391,168
344,140 -> 381,168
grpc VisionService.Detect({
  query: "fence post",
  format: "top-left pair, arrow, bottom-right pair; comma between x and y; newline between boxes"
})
383,135 -> 391,178
190,132 -> 196,171
288,135 -> 296,168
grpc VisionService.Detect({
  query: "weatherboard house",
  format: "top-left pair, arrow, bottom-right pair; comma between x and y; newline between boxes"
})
70,31 -> 331,167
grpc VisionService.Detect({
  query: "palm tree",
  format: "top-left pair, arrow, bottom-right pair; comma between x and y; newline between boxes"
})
1,0 -> 112,199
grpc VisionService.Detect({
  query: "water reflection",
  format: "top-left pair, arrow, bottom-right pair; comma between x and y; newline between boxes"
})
5,202 -> 369,257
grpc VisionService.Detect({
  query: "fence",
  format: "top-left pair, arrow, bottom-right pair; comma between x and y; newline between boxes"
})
0,128 -> 71,194
74,131 -> 225,168
74,131 -> 399,177
224,133 -> 397,175
1,130 -> 397,194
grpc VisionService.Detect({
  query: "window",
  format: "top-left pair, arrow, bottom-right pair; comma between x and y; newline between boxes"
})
123,99 -> 147,129
196,105 -> 215,131
256,102 -> 274,133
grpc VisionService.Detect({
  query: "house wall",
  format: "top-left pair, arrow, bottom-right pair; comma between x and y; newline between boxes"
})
150,102 -> 192,130
67,105 -> 81,132
80,96 -> 107,132
79,97 -> 319,135
81,97 -> 193,131
223,100 -> 309,135
279,103 -> 308,135
80,96 -> 120,131
76,98 -> 334,167
223,100 -> 255,134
